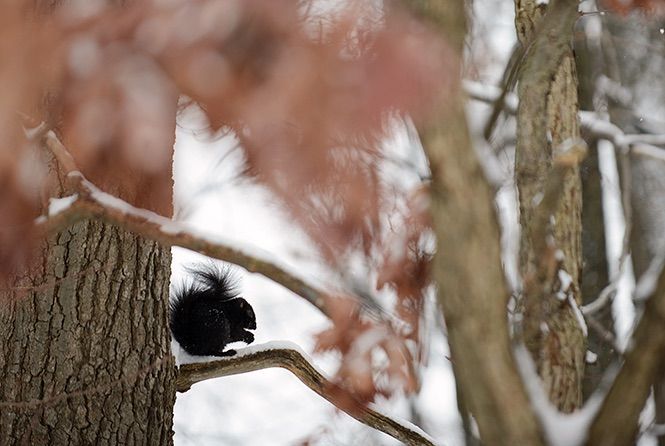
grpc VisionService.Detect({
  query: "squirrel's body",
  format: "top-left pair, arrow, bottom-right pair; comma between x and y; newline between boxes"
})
170,265 -> 256,357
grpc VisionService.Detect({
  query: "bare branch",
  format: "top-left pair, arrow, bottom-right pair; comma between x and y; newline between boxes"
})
514,0 -> 586,412
176,343 -> 437,446
43,130 -> 78,175
587,264 -> 665,446
581,283 -> 617,316
463,80 -> 665,159
35,173 -> 331,316
586,314 -> 620,353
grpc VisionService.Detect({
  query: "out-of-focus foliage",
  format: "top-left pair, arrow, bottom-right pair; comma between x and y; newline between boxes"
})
2,0 -> 453,407
602,0 -> 665,15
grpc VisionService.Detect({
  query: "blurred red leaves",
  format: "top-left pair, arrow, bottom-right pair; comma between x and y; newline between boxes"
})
1,0 -> 450,275
2,0 -> 449,402
602,0 -> 665,15
0,4 -> 60,271
315,295 -> 417,411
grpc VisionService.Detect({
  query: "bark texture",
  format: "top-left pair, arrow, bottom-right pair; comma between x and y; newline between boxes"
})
0,220 -> 175,445
402,1 -> 544,444
1,1 -> 177,441
514,0 -> 586,412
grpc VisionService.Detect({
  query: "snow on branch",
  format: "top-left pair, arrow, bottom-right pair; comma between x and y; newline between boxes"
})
37,131 -> 332,316
463,80 -> 665,160
581,283 -> 617,316
175,342 -> 437,446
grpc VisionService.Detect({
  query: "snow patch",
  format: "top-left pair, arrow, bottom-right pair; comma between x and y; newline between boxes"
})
568,295 -> 588,337
515,346 -> 602,446
48,194 -> 78,216
174,341 -> 329,377
558,269 -> 572,291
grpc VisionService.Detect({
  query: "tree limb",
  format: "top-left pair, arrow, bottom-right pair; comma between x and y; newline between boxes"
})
176,344 -> 437,446
587,264 -> 665,446
514,0 -> 587,412
37,131 -> 331,316
464,80 -> 665,160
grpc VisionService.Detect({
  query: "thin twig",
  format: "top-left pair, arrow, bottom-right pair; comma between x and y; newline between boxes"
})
586,314 -> 621,353
581,283 -> 617,316
43,130 -> 78,175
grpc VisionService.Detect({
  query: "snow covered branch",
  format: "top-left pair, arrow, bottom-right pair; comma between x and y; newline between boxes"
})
37,132 -> 332,316
463,80 -> 665,159
175,342 -> 437,446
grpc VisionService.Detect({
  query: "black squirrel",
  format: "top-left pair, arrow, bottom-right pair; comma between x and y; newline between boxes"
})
170,264 -> 256,357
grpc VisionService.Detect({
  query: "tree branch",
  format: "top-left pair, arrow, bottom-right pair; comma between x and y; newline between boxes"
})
176,343 -> 437,446
37,131 -> 331,316
587,263 -> 665,446
463,80 -> 665,160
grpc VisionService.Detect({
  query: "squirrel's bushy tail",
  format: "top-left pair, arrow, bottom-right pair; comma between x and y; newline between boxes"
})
170,263 -> 256,357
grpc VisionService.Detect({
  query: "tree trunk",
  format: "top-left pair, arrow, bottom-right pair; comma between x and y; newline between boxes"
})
514,0 -> 586,412
0,0 -> 177,441
401,1 -> 544,444
0,219 -> 175,445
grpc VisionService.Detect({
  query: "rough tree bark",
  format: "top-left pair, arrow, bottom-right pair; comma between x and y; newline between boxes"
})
0,219 -> 175,445
515,0 -> 586,412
